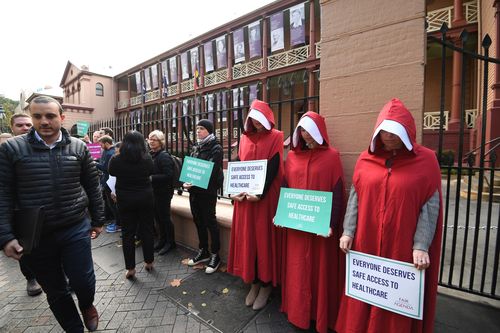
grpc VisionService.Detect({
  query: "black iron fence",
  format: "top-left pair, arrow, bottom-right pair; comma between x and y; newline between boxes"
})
430,24 -> 500,300
89,70 -> 319,197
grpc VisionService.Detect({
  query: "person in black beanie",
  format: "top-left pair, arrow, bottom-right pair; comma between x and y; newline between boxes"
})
183,119 -> 223,274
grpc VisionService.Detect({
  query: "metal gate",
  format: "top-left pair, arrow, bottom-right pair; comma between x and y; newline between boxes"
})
430,24 -> 500,300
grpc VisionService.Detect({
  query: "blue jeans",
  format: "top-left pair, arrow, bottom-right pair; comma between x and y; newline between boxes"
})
22,218 -> 96,333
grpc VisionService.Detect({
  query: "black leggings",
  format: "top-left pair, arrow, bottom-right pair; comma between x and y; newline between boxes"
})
117,189 -> 155,269
189,192 -> 220,253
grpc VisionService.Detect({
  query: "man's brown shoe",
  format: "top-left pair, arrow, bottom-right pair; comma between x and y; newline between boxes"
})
81,305 -> 99,331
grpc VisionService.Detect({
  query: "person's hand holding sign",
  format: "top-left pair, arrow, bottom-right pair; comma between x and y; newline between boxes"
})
413,249 -> 430,270
232,192 -> 246,202
246,194 -> 260,202
339,235 -> 353,253
183,182 -> 193,190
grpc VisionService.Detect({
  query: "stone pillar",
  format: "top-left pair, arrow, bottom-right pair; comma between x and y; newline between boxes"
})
309,0 -> 316,60
319,0 -> 426,183
308,68 -> 315,111
262,17 -> 268,72
449,0 -> 465,129
487,1 -> 500,153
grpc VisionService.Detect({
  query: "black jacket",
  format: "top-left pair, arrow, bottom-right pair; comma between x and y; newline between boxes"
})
150,150 -> 174,195
0,128 -> 105,249
189,135 -> 223,195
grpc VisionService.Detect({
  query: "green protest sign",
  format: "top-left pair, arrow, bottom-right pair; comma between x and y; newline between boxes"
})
76,121 -> 90,137
274,188 -> 332,236
179,156 -> 214,189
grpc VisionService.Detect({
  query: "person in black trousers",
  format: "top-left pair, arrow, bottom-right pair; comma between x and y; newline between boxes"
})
183,119 -> 224,274
109,131 -> 155,279
148,130 -> 177,255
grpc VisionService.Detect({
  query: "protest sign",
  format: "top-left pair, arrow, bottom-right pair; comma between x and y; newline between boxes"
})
76,121 -> 89,137
346,250 -> 425,320
225,160 -> 267,195
87,143 -> 101,160
179,156 -> 214,189
274,188 -> 332,236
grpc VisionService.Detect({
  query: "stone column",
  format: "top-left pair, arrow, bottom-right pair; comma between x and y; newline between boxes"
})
449,0 -> 466,129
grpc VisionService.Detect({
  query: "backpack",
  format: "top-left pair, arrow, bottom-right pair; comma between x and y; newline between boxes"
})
170,154 -> 183,189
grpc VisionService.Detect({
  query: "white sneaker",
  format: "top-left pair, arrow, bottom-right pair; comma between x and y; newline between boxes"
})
205,253 -> 220,274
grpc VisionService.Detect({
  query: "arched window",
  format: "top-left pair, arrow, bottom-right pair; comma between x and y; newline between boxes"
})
96,83 -> 104,96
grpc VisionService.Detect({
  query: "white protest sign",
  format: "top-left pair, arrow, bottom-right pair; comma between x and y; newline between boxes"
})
346,250 -> 425,320
225,160 -> 267,195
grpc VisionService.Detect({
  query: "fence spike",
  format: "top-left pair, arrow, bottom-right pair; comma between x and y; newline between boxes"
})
440,22 -> 449,34
482,34 -> 492,49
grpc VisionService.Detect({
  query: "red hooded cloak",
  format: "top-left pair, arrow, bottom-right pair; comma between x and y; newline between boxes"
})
227,100 -> 284,285
335,99 -> 443,333
281,112 -> 346,333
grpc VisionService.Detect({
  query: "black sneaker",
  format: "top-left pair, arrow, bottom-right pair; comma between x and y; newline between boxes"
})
188,249 -> 210,266
205,254 -> 221,274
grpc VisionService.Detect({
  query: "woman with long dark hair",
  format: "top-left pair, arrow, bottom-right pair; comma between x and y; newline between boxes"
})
109,131 -> 155,279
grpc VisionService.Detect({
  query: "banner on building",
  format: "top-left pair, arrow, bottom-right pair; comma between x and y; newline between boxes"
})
204,41 -> 215,73
172,102 -> 177,127
289,3 -> 306,46
233,28 -> 245,64
206,93 -> 214,123
248,20 -> 262,59
181,52 -> 190,80
270,12 -> 284,52
161,60 -> 169,96
150,64 -> 159,89
190,47 -> 199,79
144,68 -> 151,91
134,72 -> 141,93
232,88 -> 240,120
216,35 -> 227,69
249,83 -> 258,104
169,56 -> 178,83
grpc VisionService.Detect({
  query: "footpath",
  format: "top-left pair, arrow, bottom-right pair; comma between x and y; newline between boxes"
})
1,231 -> 499,333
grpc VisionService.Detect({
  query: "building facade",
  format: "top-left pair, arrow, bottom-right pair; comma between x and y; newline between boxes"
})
59,61 -> 115,135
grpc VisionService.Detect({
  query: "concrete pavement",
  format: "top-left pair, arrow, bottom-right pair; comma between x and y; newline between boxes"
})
1,231 -> 499,332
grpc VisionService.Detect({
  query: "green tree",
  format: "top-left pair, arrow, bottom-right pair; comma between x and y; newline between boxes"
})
0,96 -> 19,133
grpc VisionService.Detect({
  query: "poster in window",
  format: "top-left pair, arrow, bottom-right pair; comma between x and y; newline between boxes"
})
144,69 -> 151,91
248,20 -> 262,59
161,60 -> 169,96
169,56 -> 178,84
190,47 -> 199,78
232,88 -> 240,120
249,83 -> 258,104
217,91 -> 227,121
207,94 -> 214,123
233,28 -> 245,64
134,72 -> 141,93
191,96 -> 199,123
270,12 -> 285,52
172,102 -> 177,128
150,64 -> 159,89
204,41 -> 214,73
181,52 -> 190,80
216,35 -> 227,69
290,3 -> 305,46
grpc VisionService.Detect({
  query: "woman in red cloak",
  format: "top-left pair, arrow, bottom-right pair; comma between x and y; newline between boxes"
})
336,98 -> 442,333
227,99 -> 283,310
281,112 -> 345,333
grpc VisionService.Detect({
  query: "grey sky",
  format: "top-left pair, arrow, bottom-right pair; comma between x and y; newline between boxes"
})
0,0 -> 274,100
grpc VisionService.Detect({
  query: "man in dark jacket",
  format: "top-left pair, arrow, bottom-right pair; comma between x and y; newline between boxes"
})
9,113 -> 43,297
183,119 -> 223,274
0,96 -> 105,332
